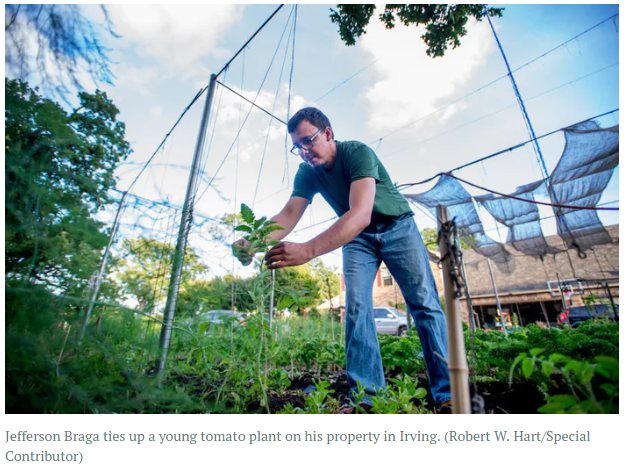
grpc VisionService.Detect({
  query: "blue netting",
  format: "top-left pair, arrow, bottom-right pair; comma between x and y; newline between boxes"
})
405,175 -> 514,271
475,180 -> 561,258
403,122 -> 618,273
549,121 -> 619,251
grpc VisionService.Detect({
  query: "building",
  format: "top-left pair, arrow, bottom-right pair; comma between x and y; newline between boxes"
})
331,225 -> 618,328
459,224 -> 619,328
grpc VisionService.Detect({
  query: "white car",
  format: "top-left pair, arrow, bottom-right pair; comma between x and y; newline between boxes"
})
187,310 -> 246,333
374,307 -> 409,336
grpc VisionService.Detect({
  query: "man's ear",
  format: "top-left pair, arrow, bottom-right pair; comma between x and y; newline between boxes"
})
324,126 -> 333,140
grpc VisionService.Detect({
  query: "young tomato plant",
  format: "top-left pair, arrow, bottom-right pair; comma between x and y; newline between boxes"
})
234,203 -> 305,413
234,203 -> 284,269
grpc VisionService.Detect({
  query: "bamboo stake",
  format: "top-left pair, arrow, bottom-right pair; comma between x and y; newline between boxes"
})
436,205 -> 471,414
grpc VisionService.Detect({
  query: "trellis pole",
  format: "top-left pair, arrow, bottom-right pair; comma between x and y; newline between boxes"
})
436,205 -> 471,414
155,74 -> 218,381
79,191 -> 127,343
486,258 -> 507,332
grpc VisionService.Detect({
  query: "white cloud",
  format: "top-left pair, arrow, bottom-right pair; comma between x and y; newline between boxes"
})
212,82 -> 308,152
114,64 -> 161,95
358,11 -> 494,134
150,105 -> 163,117
108,5 -> 243,67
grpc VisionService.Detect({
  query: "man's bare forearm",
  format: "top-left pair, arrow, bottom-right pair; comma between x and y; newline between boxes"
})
303,209 -> 370,259
268,213 -> 296,241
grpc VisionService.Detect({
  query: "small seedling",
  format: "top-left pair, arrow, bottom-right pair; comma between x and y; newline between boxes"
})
234,203 -> 284,269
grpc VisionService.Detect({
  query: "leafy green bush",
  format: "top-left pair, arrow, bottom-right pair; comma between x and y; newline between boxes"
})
511,350 -> 618,414
379,334 -> 425,376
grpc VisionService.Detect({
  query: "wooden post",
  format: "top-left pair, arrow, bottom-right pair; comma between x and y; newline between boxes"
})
436,205 -> 471,414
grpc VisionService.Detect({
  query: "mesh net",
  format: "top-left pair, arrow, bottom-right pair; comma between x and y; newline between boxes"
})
475,180 -> 561,258
404,122 -> 618,269
549,121 -> 619,251
405,174 -> 514,272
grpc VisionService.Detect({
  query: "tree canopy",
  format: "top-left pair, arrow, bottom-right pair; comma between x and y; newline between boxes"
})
114,237 -> 206,313
330,4 -> 503,57
5,78 -> 131,299
5,4 -> 118,98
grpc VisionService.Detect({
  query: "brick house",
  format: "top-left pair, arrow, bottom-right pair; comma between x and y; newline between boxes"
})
328,225 -> 618,328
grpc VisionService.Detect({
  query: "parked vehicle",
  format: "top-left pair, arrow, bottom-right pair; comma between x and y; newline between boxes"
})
188,310 -> 246,333
374,306 -> 409,336
558,304 -> 619,328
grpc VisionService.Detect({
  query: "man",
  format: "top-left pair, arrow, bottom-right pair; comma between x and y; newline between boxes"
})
233,107 -> 451,412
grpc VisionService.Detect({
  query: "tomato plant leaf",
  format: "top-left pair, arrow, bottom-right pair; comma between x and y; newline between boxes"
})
241,203 -> 255,224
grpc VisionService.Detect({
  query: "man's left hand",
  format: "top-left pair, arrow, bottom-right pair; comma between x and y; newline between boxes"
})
265,241 -> 313,269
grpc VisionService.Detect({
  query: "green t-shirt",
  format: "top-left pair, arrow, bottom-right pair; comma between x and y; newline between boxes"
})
291,140 -> 413,225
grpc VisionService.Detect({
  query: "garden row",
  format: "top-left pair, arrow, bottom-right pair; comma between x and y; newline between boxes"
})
6,290 -> 618,414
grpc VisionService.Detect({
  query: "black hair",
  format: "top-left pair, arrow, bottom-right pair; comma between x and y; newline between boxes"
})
287,107 -> 333,137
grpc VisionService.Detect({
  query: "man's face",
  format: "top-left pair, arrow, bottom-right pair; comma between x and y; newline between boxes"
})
290,119 -> 335,170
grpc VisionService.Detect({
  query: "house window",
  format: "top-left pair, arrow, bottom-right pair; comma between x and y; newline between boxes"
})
381,268 -> 393,286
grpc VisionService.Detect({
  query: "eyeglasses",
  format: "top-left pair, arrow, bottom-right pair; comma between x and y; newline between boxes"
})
290,128 -> 322,156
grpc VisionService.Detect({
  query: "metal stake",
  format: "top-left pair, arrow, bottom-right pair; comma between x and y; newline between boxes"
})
539,301 -> 551,328
458,249 -> 476,333
486,258 -> 506,332
437,205 -> 471,414
155,74 -> 218,380
602,281 -> 619,320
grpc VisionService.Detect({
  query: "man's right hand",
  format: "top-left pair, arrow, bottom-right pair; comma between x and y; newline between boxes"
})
232,238 -> 253,266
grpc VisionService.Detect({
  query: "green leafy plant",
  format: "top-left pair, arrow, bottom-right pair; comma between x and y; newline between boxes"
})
234,203 -> 284,268
370,375 -> 429,414
379,334 -> 425,377
233,203 -> 309,413
510,349 -> 618,414
279,379 -> 340,414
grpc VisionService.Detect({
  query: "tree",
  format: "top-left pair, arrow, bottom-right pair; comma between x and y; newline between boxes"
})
5,4 -> 118,98
273,264 -> 323,313
330,4 -> 503,57
207,212 -> 244,245
309,258 -> 340,301
5,78 -> 131,299
114,237 -> 205,313
175,274 -> 256,317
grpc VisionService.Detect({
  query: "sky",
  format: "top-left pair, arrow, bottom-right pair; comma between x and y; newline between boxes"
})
7,3 -> 621,279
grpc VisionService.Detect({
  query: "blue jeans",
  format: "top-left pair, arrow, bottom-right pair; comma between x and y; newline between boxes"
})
343,216 -> 451,405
